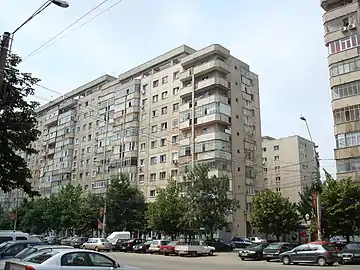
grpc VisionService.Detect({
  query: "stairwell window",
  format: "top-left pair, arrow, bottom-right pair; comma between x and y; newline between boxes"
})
160,154 -> 167,163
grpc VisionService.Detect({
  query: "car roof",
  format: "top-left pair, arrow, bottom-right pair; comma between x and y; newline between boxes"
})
6,240 -> 42,244
35,245 -> 74,250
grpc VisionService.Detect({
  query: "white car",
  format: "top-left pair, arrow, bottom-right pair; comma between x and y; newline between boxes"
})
175,240 -> 215,256
249,237 -> 266,243
5,249 -> 140,270
148,240 -> 169,254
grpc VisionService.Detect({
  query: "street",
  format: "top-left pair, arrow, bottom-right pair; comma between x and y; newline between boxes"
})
110,252 -> 360,270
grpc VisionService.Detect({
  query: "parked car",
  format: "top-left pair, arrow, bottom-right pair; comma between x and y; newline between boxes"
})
175,240 -> 215,257
159,241 -> 180,255
248,237 -> 266,243
239,243 -> 270,260
60,237 -> 73,246
82,238 -> 113,252
0,231 -> 30,244
204,239 -> 233,252
0,240 -> 44,261
337,242 -> 360,264
148,240 -> 169,254
70,237 -> 88,248
115,239 -> 144,252
5,249 -> 141,270
132,240 -> 152,253
44,236 -> 59,245
279,243 -> 337,266
0,245 -> 74,270
229,237 -> 252,248
263,242 -> 297,261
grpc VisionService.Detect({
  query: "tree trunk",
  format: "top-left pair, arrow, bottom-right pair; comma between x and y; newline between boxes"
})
276,234 -> 280,241
209,228 -> 214,240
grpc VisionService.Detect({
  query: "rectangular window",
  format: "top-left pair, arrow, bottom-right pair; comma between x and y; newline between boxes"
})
173,87 -> 179,95
161,91 -> 168,99
162,76 -> 168,84
173,103 -> 179,112
153,80 -> 159,88
159,171 -> 166,180
160,154 -> 167,163
329,56 -> 360,77
150,156 -> 157,165
161,106 -> 167,115
173,71 -> 179,80
328,34 -> 359,55
152,95 -> 158,103
150,173 -> 156,181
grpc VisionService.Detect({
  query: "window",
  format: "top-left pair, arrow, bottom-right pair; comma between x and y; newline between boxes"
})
172,118 -> 178,128
276,188 -> 281,192
173,103 -> 179,112
332,80 -> 360,100
337,157 -> 360,172
274,155 -> 279,160
150,190 -> 156,197
161,122 -> 167,130
152,109 -> 158,117
275,166 -> 280,172
275,176 -> 281,182
160,154 -> 167,163
262,147 -> 267,152
150,156 -> 157,165
274,145 -> 279,151
151,125 -> 157,133
328,34 -> 359,55
329,56 -> 360,77
162,76 -> 168,84
152,95 -> 158,103
263,168 -> 267,173
333,104 -> 360,124
160,171 -> 166,180
173,71 -> 179,80
88,253 -> 115,267
173,87 -> 179,95
160,138 -> 166,146
172,135 -> 179,144
161,91 -> 168,99
140,143 -> 146,150
153,80 -> 159,88
151,141 -> 157,149
139,175 -> 144,182
336,131 -> 360,148
142,98 -> 147,105
161,106 -> 167,115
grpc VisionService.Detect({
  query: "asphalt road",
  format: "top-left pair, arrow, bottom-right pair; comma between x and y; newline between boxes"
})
110,252 -> 360,270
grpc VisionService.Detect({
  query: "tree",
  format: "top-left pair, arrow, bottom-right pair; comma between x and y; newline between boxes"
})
106,173 -> 146,233
321,170 -> 360,240
146,179 -> 184,237
251,189 -> 300,240
297,185 -> 314,222
0,206 -> 12,230
0,53 -> 41,196
18,198 -> 50,234
77,193 -> 104,236
183,165 -> 239,238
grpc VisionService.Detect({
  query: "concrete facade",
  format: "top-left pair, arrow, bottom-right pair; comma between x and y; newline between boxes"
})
262,135 -> 317,202
321,0 -> 360,181
1,44 -> 263,236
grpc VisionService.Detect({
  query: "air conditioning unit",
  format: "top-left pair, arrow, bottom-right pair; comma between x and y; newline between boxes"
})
172,159 -> 178,165
348,23 -> 356,30
341,26 -> 348,32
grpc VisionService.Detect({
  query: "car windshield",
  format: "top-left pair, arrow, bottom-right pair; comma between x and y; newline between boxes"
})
0,242 -> 11,251
100,238 -> 108,243
267,243 -> 283,249
144,241 -> 152,245
22,251 -> 58,264
247,243 -> 260,249
14,247 -> 35,259
322,245 -> 335,251
167,241 -> 178,246
344,243 -> 360,249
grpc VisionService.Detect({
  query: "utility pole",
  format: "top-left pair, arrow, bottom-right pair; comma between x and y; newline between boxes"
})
0,32 -> 11,97
191,68 -> 195,169
101,101 -> 111,238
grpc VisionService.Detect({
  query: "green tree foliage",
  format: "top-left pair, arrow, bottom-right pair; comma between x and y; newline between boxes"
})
77,193 -> 104,236
321,170 -> 360,239
0,206 -> 12,229
251,189 -> 300,240
146,179 -> 184,236
106,173 -> 146,233
183,165 -> 239,237
19,198 -> 50,234
297,185 -> 314,221
0,54 -> 41,196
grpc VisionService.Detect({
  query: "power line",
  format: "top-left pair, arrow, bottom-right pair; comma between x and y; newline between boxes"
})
23,0 -> 124,61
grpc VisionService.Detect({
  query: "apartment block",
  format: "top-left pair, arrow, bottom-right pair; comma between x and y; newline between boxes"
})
321,0 -> 360,181
262,136 -> 317,202
1,44 -> 263,235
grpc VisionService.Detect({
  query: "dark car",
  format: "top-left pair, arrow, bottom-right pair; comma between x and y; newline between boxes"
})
204,239 -> 233,252
279,243 -> 337,266
229,237 -> 252,248
132,240 -> 152,253
338,242 -> 360,264
263,242 -> 296,261
115,238 -> 144,252
239,243 -> 270,260
0,240 -> 44,261
70,237 -> 88,248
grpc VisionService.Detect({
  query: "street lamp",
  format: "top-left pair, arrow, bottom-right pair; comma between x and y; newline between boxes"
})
0,0 -> 69,92
300,115 -> 322,241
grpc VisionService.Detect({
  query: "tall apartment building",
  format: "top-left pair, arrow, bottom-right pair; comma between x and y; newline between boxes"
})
321,0 -> 360,181
1,44 -> 263,235
262,135 -> 317,202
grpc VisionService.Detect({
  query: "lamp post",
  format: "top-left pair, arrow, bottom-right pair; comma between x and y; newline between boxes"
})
300,115 -> 322,241
0,0 -> 69,92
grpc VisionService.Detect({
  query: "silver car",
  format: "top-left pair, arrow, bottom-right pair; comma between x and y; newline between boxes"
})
5,249 -> 140,270
82,238 -> 113,252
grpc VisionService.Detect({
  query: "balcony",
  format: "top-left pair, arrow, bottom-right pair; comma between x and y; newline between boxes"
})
180,60 -> 230,81
181,44 -> 230,66
322,0 -> 357,18
179,113 -> 230,130
59,99 -> 77,111
195,131 -> 230,143
45,116 -> 58,127
179,94 -> 229,112
180,77 -> 230,98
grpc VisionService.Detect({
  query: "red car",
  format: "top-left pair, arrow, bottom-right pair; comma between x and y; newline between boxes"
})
159,241 -> 179,255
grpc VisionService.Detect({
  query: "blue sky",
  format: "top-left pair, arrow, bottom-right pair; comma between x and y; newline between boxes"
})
1,0 -> 335,177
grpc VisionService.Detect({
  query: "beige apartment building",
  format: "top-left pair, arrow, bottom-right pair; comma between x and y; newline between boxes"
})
0,44 -> 263,236
262,136 -> 317,202
321,0 -> 360,181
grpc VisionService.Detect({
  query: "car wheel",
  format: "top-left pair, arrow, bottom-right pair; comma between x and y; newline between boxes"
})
282,256 -> 291,265
327,262 -> 334,266
241,257 -> 245,261
208,250 -> 214,256
317,256 -> 327,266
95,246 -> 99,252
266,259 -> 270,262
